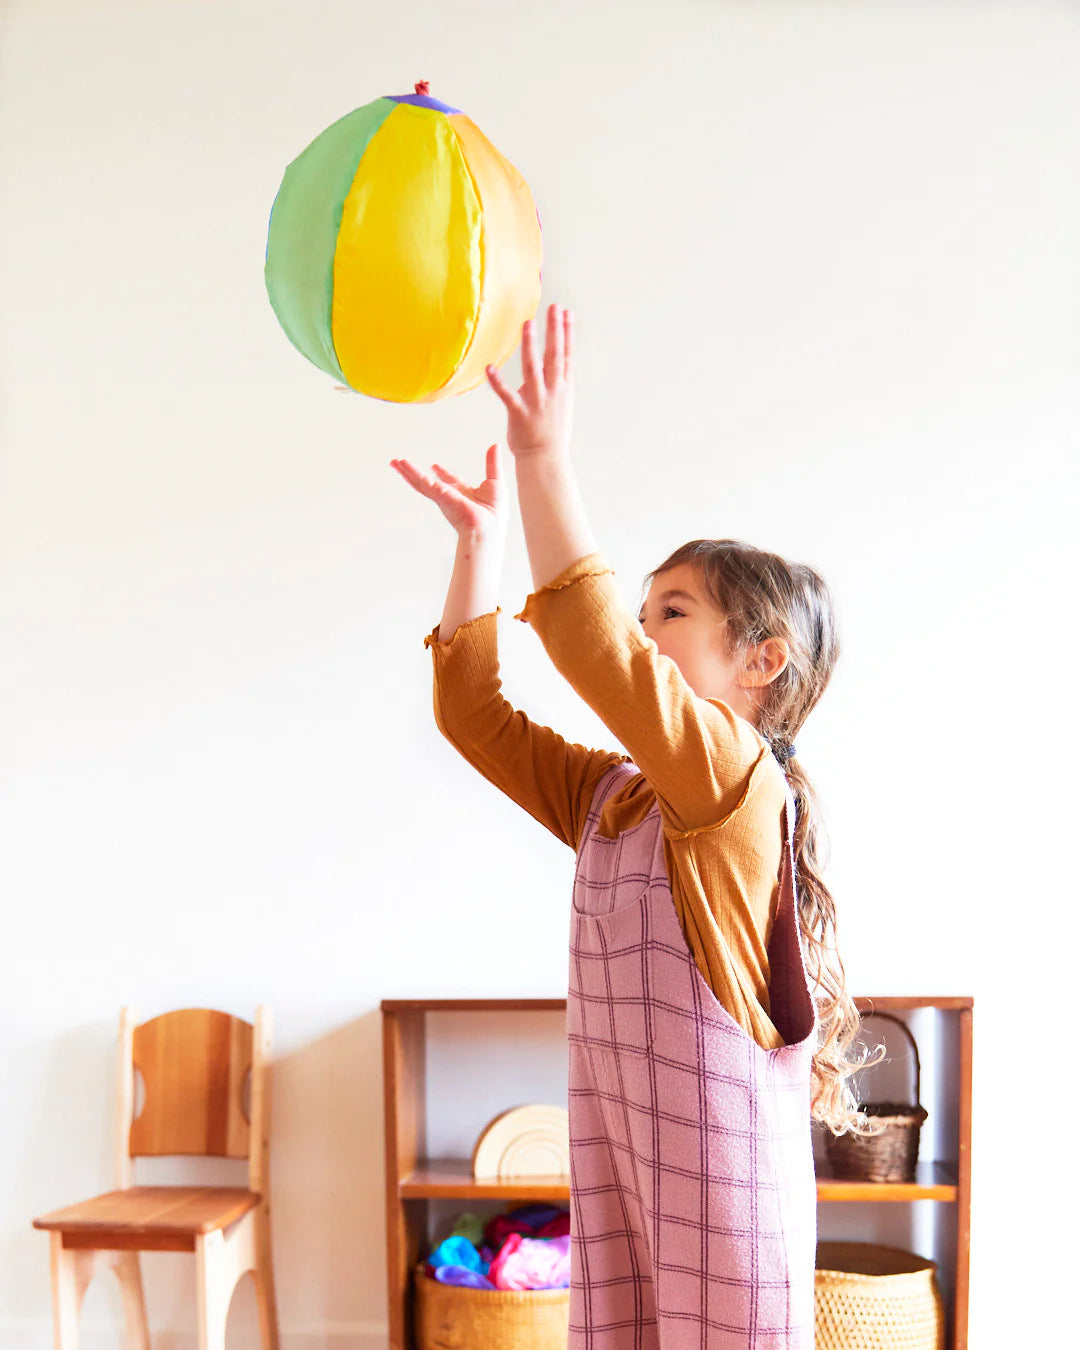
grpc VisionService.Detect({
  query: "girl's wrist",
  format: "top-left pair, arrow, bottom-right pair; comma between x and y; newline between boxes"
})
456,522 -> 504,548
512,440 -> 569,465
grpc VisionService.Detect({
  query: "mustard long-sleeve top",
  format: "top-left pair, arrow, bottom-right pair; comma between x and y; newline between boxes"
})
424,552 -> 791,1051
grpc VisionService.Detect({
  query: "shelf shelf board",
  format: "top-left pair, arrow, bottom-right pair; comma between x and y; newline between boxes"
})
814,1159 -> 958,1202
400,1158 -> 958,1203
381,998 -> 567,1014
853,996 -> 973,1013
401,1159 -> 571,1201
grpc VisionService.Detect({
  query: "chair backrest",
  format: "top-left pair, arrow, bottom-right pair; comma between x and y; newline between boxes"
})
116,1007 -> 271,1192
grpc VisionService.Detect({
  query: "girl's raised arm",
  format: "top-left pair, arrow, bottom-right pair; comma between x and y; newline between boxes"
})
485,306 -> 598,589
390,443 -> 624,848
487,306 -> 768,834
390,444 -> 507,640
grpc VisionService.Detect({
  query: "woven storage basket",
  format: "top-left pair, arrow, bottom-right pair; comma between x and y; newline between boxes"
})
413,1262 -> 570,1350
824,1011 -> 928,1183
815,1242 -> 944,1350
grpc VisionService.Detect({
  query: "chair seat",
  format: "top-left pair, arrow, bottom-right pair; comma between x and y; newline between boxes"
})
33,1186 -> 260,1249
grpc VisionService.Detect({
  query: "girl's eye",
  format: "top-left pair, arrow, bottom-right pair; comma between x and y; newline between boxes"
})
662,606 -> 683,620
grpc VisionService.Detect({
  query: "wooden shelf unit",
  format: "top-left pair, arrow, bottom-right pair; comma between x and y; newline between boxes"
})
382,995 -> 972,1350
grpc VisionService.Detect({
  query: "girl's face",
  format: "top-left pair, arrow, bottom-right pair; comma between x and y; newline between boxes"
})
637,562 -> 754,718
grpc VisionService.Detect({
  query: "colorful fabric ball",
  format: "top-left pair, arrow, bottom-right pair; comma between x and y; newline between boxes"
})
428,1235 -> 486,1275
265,83 -> 543,403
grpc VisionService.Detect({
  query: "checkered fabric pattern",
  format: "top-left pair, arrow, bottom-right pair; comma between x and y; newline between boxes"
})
567,763 -> 817,1348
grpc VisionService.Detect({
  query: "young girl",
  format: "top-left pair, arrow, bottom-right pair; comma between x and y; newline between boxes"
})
391,304 -> 863,1350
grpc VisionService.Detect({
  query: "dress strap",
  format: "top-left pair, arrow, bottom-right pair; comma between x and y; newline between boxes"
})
577,760 -> 636,853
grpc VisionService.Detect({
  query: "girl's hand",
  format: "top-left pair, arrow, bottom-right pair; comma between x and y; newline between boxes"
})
486,303 -> 574,460
390,443 -> 508,543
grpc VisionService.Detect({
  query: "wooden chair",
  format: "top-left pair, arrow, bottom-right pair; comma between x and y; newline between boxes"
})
33,1007 -> 280,1350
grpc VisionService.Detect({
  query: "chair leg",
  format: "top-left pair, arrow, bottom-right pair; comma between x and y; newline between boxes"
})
196,1214 -> 258,1350
49,1233 -> 107,1350
49,1233 -> 80,1350
113,1251 -> 151,1350
195,1231 -> 230,1350
252,1206 -> 280,1350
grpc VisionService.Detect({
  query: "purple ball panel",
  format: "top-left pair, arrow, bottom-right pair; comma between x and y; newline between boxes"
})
388,93 -> 461,114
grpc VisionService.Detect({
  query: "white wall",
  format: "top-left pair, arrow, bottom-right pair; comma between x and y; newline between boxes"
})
1,0 -> 1077,1345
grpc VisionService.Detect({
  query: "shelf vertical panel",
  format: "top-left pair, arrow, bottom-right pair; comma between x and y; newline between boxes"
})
383,1007 -> 427,1350
954,1005 -> 972,1350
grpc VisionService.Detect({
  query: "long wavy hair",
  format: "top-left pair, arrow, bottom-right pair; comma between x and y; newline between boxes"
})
644,538 -> 876,1135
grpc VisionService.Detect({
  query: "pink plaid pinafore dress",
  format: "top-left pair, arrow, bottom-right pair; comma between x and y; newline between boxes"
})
566,761 -> 817,1349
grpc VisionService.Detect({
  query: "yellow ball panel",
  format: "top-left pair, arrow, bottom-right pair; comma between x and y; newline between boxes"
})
418,114 -> 543,403
332,105 -> 482,402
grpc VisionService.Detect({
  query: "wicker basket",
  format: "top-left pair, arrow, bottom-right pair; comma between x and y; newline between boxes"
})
815,1241 -> 944,1349
413,1262 -> 570,1350
824,1011 -> 928,1183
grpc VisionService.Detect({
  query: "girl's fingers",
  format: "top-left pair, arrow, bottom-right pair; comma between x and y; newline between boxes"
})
433,443 -> 502,495
389,457 -> 420,486
390,457 -> 433,491
486,363 -> 527,417
391,459 -> 459,505
431,463 -> 472,493
549,304 -> 564,389
520,317 -> 542,397
392,454 -> 499,521
563,308 -> 574,381
543,304 -> 559,387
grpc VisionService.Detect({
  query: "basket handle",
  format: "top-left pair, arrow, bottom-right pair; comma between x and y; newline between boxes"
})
859,1010 -> 921,1106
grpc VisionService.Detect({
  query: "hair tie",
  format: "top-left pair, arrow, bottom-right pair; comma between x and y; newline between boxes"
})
771,740 -> 797,768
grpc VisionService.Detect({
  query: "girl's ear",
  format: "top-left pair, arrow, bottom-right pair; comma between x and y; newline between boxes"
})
739,637 -> 790,689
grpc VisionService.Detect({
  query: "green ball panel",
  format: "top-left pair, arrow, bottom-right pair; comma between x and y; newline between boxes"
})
265,98 -> 398,383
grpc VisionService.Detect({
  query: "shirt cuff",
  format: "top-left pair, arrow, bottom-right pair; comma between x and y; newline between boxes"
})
423,608 -> 501,650
513,552 -> 615,623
